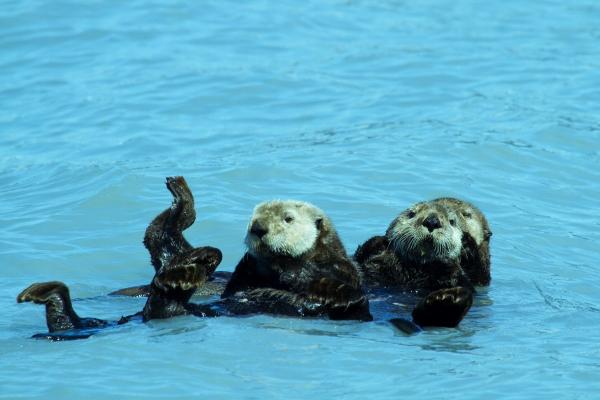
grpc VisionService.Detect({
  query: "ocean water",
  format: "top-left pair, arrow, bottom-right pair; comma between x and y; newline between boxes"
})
1,0 -> 600,398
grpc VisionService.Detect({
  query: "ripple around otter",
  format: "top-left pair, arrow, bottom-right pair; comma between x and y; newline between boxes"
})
2,0 -> 600,398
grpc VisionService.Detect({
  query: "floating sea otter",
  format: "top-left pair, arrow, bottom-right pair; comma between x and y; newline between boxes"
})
16,178 -> 372,339
17,179 -> 479,339
354,197 -> 492,328
219,199 -> 372,321
17,177 -> 223,339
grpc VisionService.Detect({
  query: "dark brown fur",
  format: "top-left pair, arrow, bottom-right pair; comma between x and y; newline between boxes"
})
222,202 -> 372,321
354,197 -> 491,328
17,177 -> 223,339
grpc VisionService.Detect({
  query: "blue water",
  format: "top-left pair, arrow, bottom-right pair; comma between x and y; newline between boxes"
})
2,0 -> 600,398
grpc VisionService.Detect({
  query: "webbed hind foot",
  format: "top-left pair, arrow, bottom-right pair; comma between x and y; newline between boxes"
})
17,281 -> 108,334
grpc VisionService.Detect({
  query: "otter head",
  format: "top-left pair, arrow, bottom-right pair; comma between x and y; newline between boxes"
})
385,200 -> 463,265
245,200 -> 326,258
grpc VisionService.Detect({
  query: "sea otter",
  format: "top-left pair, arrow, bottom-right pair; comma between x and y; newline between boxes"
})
17,186 -> 373,340
17,176 -> 223,339
219,200 -> 372,321
354,197 -> 491,327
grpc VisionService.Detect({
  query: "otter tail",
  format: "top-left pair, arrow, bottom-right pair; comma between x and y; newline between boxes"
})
411,287 -> 473,328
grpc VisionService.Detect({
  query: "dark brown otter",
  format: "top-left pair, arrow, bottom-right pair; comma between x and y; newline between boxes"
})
17,177 -> 223,339
220,200 -> 372,321
355,197 -> 491,328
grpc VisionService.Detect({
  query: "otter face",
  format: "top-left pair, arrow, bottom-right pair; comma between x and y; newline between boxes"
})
245,200 -> 324,258
385,201 -> 462,264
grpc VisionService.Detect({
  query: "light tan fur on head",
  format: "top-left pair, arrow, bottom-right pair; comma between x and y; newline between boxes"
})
385,200 -> 463,264
245,200 -> 326,258
434,198 -> 491,245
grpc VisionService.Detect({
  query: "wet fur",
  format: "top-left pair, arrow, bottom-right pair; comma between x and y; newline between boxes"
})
355,198 -> 491,290
222,200 -> 371,321
17,177 -> 223,337
355,197 -> 491,327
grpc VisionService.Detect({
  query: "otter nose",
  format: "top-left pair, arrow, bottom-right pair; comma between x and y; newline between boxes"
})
250,221 -> 268,238
422,214 -> 442,232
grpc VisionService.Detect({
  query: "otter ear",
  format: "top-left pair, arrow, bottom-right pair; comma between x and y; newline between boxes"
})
484,229 -> 492,240
315,218 -> 323,230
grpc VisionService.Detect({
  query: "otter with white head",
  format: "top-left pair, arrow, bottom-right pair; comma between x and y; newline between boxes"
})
222,200 -> 371,321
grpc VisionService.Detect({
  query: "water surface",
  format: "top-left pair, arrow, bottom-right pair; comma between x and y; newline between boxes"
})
1,1 -> 600,398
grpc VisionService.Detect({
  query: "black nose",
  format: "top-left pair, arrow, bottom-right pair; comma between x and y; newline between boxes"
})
250,221 -> 268,238
422,214 -> 442,232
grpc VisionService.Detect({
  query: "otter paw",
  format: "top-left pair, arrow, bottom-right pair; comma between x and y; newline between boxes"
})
412,287 -> 473,328
354,235 -> 389,263
17,281 -> 69,304
153,263 -> 206,292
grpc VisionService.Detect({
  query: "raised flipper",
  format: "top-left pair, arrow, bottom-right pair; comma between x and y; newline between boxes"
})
17,281 -> 108,336
112,176 -> 224,297
144,176 -> 196,272
411,287 -> 473,328
142,246 -> 222,321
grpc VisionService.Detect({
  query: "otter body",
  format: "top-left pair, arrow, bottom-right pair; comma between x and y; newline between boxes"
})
355,197 -> 491,327
221,200 -> 371,321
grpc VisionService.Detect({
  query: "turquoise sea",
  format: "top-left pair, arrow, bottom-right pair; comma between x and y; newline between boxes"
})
1,1 -> 599,398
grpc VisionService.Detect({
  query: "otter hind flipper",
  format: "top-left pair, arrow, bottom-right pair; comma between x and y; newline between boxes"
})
17,281 -> 80,332
143,176 -> 196,273
412,287 -> 473,328
17,282 -> 108,334
114,176 -> 224,298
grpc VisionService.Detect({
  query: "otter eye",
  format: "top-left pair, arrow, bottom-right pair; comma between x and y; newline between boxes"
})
449,219 -> 456,226
463,212 -> 472,218
406,210 -> 416,219
284,216 -> 294,223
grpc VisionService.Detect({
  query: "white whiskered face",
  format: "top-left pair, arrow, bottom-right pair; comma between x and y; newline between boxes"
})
385,201 -> 462,264
244,200 -> 322,258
